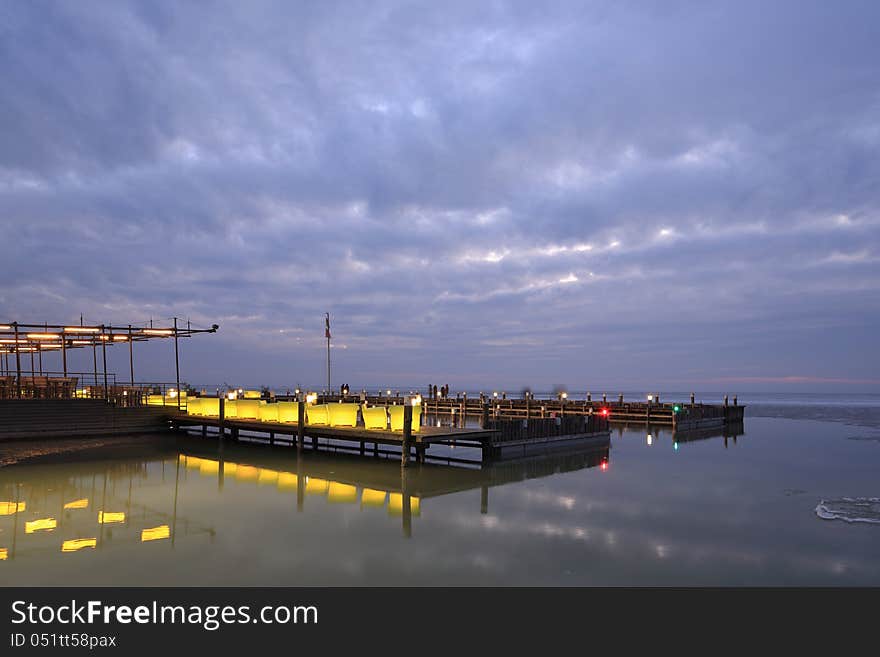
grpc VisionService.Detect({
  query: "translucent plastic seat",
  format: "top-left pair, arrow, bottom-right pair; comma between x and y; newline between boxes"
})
388,404 -> 422,433
306,404 -> 329,425
327,403 -> 359,427
361,405 -> 388,430
259,401 -> 279,422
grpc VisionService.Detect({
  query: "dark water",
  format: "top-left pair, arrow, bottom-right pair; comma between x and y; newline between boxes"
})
1,408 -> 879,585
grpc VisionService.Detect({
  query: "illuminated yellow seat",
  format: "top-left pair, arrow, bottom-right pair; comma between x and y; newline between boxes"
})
147,394 -> 165,406
388,404 -> 422,433
199,397 -> 220,416
276,401 -> 300,423
224,399 -> 238,418
236,399 -> 260,419
306,404 -> 329,425
327,403 -> 359,427
259,401 -> 279,422
187,398 -> 203,416
361,405 -> 388,430
243,390 -> 262,399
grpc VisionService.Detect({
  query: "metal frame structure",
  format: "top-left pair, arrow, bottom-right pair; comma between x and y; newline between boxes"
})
0,320 -> 219,404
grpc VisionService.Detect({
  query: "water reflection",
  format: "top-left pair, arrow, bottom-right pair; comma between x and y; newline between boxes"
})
2,417 -> 878,585
0,437 -> 610,565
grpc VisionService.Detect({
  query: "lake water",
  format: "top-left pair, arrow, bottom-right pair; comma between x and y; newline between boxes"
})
2,396 -> 879,586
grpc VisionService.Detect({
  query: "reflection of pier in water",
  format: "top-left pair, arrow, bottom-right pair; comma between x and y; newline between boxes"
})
0,456 -> 215,563
179,436 -> 610,537
613,421 -> 745,448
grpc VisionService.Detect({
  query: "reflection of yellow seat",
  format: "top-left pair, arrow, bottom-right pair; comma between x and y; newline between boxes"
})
361,488 -> 387,507
327,403 -> 359,427
199,398 -> 220,416
306,404 -> 329,425
276,401 -> 299,423
199,459 -> 219,476
0,501 -> 26,515
328,482 -> 357,503
223,462 -> 237,476
235,465 -> 259,482
258,469 -> 279,485
388,405 -> 422,433
362,405 -> 388,430
141,525 -> 170,542
305,477 -> 329,495
277,472 -> 298,491
388,494 -> 421,517
259,402 -> 279,422
237,399 -> 260,419
224,400 -> 238,418
62,538 -> 97,552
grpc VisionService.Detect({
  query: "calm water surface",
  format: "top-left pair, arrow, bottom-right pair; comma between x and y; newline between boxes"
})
1,413 -> 879,585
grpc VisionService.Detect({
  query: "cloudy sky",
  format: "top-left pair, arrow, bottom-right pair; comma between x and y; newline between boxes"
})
2,1 -> 878,392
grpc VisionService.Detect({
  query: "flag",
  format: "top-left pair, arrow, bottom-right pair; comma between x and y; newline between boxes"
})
325,314 -> 331,339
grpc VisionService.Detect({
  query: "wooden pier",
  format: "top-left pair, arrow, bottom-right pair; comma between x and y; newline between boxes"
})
355,392 -> 746,431
170,400 -> 610,466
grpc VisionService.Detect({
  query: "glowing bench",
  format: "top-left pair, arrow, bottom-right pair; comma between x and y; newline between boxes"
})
276,401 -> 300,423
327,403 -> 359,427
259,401 -> 279,422
306,404 -> 329,425
186,398 -> 203,416
243,390 -> 262,399
361,405 -> 388,430
236,399 -> 261,419
199,397 -> 220,416
224,400 -> 238,418
388,404 -> 422,433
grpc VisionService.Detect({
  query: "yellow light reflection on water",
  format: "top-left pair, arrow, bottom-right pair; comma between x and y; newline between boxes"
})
361,488 -> 387,507
61,538 -> 97,552
257,469 -> 279,486
388,494 -> 420,517
327,482 -> 357,504
235,465 -> 259,482
141,525 -> 170,542
64,498 -> 89,510
0,548 -> 7,560
25,518 -> 57,533
0,501 -> 26,515
277,473 -> 298,491
305,478 -> 329,495
97,512 -> 125,524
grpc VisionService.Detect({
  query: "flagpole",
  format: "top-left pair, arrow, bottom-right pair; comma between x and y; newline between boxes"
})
325,312 -> 331,396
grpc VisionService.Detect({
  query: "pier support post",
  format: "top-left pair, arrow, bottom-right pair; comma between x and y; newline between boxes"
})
480,403 -> 489,429
218,397 -> 225,441
481,485 -> 489,514
296,401 -> 305,451
401,404 -> 413,467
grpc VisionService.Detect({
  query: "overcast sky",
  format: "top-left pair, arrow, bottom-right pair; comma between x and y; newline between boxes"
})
1,1 -> 878,392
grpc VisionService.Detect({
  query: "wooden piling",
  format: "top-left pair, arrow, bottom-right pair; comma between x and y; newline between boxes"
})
401,404 -> 413,467
296,401 -> 305,451
218,397 -> 225,441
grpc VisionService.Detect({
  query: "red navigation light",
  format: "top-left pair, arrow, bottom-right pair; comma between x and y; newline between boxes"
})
600,408 -> 610,417
600,459 -> 608,471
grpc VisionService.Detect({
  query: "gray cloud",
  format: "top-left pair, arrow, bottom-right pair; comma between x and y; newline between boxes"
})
1,0 -> 879,391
